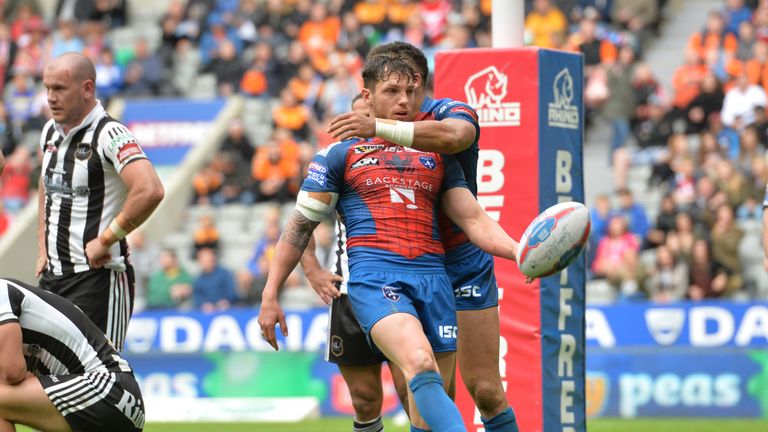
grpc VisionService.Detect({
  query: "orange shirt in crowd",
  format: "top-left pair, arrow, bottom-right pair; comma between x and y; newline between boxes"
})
273,104 -> 310,133
251,140 -> 300,182
298,17 -> 341,59
671,63 -> 709,108
354,1 -> 388,26
525,8 -> 568,48
687,31 -> 738,60
725,58 -> 768,94
388,2 -> 419,27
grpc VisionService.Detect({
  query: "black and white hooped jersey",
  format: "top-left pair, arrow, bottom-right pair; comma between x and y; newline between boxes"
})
0,278 -> 132,375
40,102 -> 147,276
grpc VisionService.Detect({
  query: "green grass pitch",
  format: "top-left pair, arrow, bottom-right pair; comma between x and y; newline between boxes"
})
18,418 -> 768,431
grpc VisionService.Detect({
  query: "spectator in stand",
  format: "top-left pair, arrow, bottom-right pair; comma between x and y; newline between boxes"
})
697,130 -> 726,179
352,0 -> 387,33
604,45 -> 637,162
646,244 -> 689,303
710,204 -> 745,295
687,10 -> 737,62
320,63 -> 361,117
4,67 -> 36,139
47,19 -> 83,60
273,87 -> 314,141
592,215 -> 641,280
670,156 -> 697,209
722,0 -> 753,36
631,63 -> 668,135
192,214 -> 220,257
569,17 -> 616,75
613,188 -> 650,244
238,206 -> 281,304
220,118 -> 255,167
193,247 -> 238,312
734,20 -> 757,62
420,0 -> 452,45
212,151 -> 254,205
288,61 -> 324,115
688,239 -> 730,301
609,248 -> 648,301
684,72 -> 724,134
0,23 -> 15,96
525,0 -> 568,48
611,0 -> 658,49
13,16 -> 48,79
671,48 -> 710,121
690,175 -> 720,227
202,38 -> 245,97
647,194 -> 678,248
251,133 -> 300,203
736,125 -> 765,174
715,158 -> 750,209
147,249 -> 193,310
671,212 -> 701,264
298,2 -> 340,64
747,153 -> 768,200
589,193 -> 613,258
192,161 -> 223,205
0,145 -> 32,213
721,71 -> 767,130
337,11 -> 370,58
199,13 -> 243,67
122,38 -> 166,97
94,47 -> 122,101
241,41 -> 283,98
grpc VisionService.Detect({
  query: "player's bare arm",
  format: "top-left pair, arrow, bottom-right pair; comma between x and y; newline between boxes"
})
441,187 -> 519,262
36,185 -> 48,278
259,210 -> 321,350
85,159 -> 164,268
300,236 -> 342,305
0,322 -> 27,385
327,114 -> 476,154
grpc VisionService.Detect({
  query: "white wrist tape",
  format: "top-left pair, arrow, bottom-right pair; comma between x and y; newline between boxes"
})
295,190 -> 339,222
375,118 -> 415,148
109,219 -> 129,241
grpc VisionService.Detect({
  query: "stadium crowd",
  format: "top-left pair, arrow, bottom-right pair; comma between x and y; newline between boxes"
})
2,0 -> 767,310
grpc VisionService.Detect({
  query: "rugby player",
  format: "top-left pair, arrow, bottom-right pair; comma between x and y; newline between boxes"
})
0,278 -> 144,432
326,42 -> 519,432
259,56 -> 519,431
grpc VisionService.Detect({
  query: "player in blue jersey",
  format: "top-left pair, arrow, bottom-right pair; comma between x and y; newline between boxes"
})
259,56 -> 521,432
326,42 -> 519,432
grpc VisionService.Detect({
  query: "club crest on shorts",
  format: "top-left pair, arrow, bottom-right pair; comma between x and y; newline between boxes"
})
382,285 -> 400,302
330,335 -> 344,357
419,156 -> 436,170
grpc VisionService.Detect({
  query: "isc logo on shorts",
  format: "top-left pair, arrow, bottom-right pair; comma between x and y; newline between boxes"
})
438,325 -> 458,339
454,285 -> 481,298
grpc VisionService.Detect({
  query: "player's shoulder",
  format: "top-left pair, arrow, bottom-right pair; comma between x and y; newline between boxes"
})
316,138 -> 362,157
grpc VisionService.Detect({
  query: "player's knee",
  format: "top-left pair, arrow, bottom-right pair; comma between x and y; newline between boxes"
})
348,385 -> 382,420
470,380 -> 507,414
403,348 -> 437,377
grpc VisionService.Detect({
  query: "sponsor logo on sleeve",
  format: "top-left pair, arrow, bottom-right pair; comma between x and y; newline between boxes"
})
307,163 -> 328,186
116,143 -> 144,164
354,144 -> 384,154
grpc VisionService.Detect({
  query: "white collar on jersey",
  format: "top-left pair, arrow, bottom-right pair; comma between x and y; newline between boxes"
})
53,100 -> 105,140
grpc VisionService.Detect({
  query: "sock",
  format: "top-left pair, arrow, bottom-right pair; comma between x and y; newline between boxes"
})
410,427 -> 429,432
481,407 -> 519,432
409,371 -> 466,432
354,416 -> 384,432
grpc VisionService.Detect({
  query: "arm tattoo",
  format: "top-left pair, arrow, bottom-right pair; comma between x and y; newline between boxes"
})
282,210 -> 320,251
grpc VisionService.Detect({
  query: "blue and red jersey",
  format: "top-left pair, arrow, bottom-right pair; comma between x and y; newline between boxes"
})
416,96 -> 481,251
301,137 -> 467,271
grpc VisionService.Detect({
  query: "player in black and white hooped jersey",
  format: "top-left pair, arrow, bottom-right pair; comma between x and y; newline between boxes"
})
0,278 -> 145,432
37,52 -> 164,351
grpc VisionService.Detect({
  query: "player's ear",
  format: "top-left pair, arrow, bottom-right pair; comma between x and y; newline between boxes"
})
82,79 -> 95,99
361,88 -> 373,106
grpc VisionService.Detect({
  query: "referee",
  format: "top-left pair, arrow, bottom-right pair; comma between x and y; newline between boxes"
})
36,52 -> 164,351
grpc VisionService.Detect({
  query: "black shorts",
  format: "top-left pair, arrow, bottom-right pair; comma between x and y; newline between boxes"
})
39,371 -> 145,432
325,294 -> 386,366
40,266 -> 135,350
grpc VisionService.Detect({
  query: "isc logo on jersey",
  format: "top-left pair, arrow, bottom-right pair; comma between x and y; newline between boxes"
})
464,66 -> 520,127
548,68 -> 579,129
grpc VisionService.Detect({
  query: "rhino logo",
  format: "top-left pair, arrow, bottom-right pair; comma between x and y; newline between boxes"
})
465,66 -> 508,108
548,67 -> 580,129
464,66 -> 520,127
552,68 -> 575,108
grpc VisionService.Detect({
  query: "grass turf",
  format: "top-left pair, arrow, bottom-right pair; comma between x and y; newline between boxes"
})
18,418 -> 768,431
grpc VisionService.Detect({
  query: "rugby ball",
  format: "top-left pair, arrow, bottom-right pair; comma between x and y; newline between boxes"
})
517,201 -> 591,279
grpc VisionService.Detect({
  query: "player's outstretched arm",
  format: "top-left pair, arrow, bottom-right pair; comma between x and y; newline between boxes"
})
441,187 -> 519,262
259,208 -> 324,351
327,113 -> 476,154
0,322 -> 27,385
299,235 -> 342,305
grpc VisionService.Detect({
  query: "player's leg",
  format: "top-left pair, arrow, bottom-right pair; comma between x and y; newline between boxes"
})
0,375 -> 72,432
371,313 -> 464,432
339,364 -> 385,431
386,360 -> 410,417
457,308 -> 518,431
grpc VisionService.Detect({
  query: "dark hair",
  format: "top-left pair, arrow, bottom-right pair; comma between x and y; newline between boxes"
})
361,55 -> 416,91
367,41 -> 429,89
